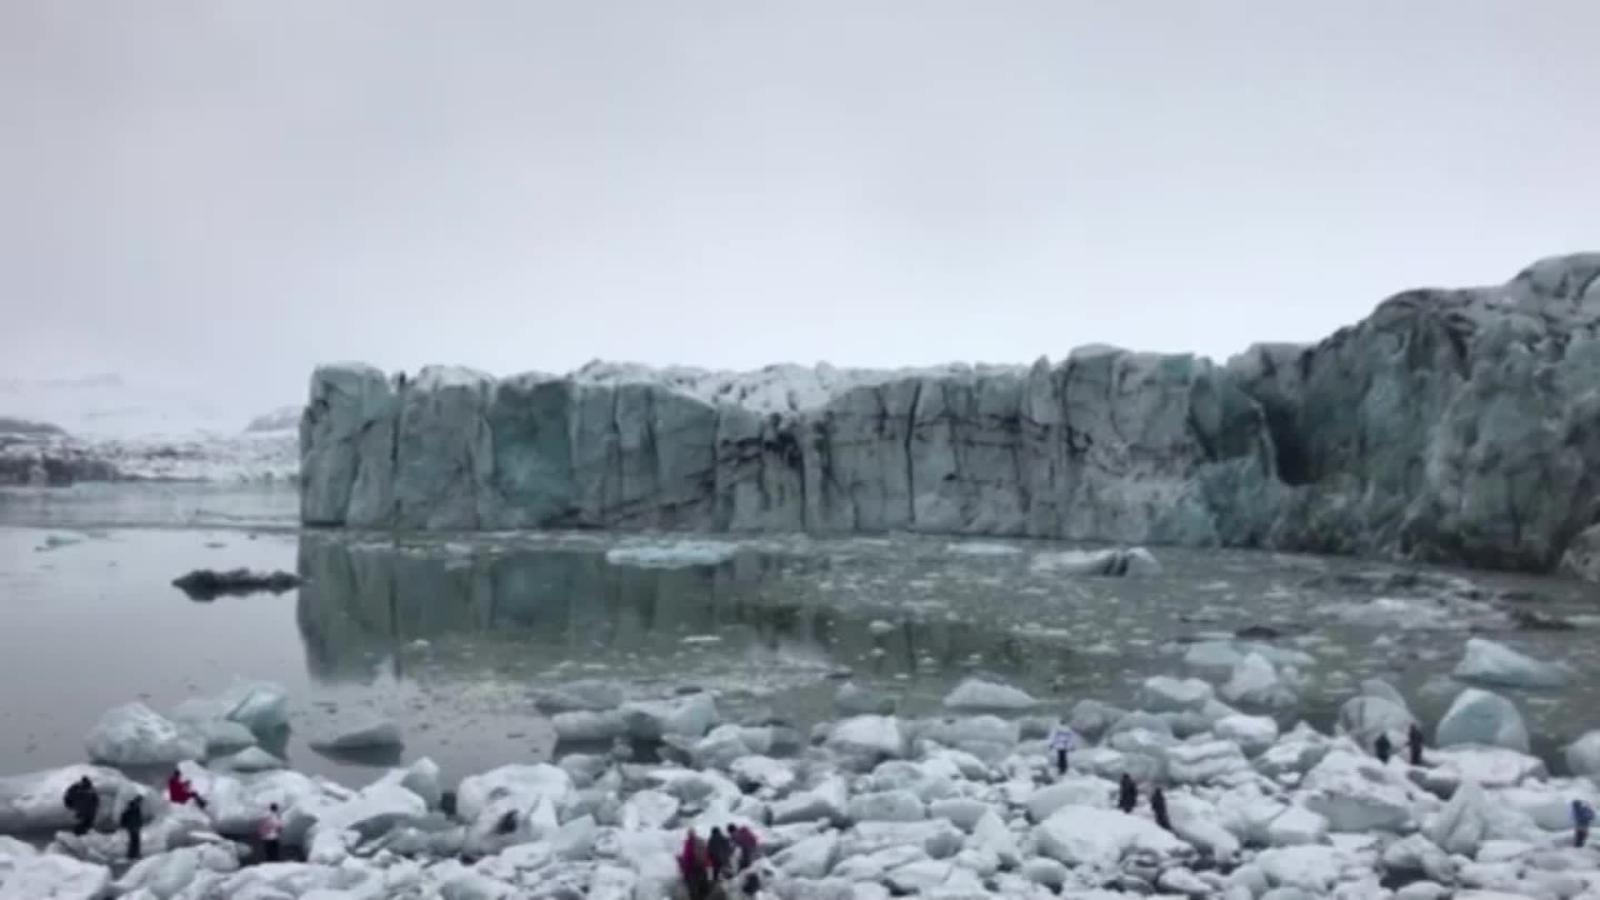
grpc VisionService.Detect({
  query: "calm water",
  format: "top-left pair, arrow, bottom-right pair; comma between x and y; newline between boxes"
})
3,482 -> 1600,786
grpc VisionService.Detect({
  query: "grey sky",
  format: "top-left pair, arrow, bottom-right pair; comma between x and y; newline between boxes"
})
5,1 -> 1598,413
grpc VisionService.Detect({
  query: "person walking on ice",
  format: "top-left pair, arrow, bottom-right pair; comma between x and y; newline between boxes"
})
1048,720 -> 1077,777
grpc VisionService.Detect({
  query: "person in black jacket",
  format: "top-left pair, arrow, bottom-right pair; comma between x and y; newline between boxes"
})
1375,733 -> 1393,764
62,777 -> 98,836
1408,723 -> 1425,766
1118,774 -> 1138,814
707,826 -> 733,879
1150,788 -> 1172,832
120,797 -> 144,860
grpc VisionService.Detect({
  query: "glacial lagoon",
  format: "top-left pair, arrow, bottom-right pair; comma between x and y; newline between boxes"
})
3,482 -> 1600,786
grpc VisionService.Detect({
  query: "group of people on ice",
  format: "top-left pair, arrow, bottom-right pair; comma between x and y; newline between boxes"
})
61,769 -> 282,862
678,823 -> 762,899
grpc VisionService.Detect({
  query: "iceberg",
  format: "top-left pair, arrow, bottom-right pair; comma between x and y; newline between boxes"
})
85,703 -> 206,767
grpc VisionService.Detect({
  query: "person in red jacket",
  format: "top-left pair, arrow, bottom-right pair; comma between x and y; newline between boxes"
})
731,825 -> 760,872
678,828 -> 709,899
167,769 -> 206,810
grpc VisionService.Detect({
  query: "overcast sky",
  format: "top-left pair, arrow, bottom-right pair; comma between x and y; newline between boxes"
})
5,1 -> 1598,413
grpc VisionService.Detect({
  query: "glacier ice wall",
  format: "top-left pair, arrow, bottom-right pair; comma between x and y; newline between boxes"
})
300,253 -> 1600,576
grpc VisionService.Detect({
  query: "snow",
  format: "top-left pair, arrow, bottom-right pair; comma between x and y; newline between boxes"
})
1453,638 -> 1571,689
603,540 -> 739,569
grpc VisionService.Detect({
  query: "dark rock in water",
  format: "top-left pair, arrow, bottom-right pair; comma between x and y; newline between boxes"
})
172,568 -> 301,600
1235,624 -> 1284,640
1509,608 -> 1577,631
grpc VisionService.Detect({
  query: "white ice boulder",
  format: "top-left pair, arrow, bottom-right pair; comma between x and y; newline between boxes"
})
199,769 -> 350,837
305,782 -> 426,844
532,680 -> 625,713
774,831 -> 839,879
0,765 -> 147,832
846,790 -> 926,823
456,764 -> 573,825
215,681 -> 291,734
308,718 -> 404,753
85,703 -> 206,767
1166,794 -> 1242,858
1336,695 -> 1416,746
826,716 -> 906,767
1221,653 -> 1296,708
376,757 -> 442,810
836,682 -> 897,716
619,693 -> 719,741
917,716 -> 1020,764
1300,747 -> 1427,833
1265,805 -> 1329,847
552,711 -> 627,744
1256,722 -> 1333,778
1567,731 -> 1600,778
729,755 -> 797,794
620,789 -> 680,831
112,844 -> 240,899
1166,739 -> 1251,785
1026,777 -> 1113,822
1453,638 -> 1570,690
1136,676 -> 1216,713
1032,806 -> 1189,868
1254,845 -> 1349,893
213,747 -> 286,773
971,810 -> 1021,868
1216,714 -> 1279,757
771,776 -> 848,825
1436,689 -> 1530,752
1419,747 -> 1546,795
1184,640 -> 1245,677
942,678 -> 1037,713
0,846 -> 111,900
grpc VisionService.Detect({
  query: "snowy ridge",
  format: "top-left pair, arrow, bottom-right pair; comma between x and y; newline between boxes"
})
568,359 -> 1029,416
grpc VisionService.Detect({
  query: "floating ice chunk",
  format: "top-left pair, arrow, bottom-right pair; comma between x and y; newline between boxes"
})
942,678 -> 1037,713
214,681 -> 291,734
1565,731 -> 1600,778
85,703 -> 206,767
1137,676 -> 1215,713
1216,714 -> 1279,756
603,541 -> 738,569
213,747 -> 286,773
309,718 -> 403,753
943,542 -> 1023,557
619,693 -> 719,741
533,680 -> 625,714
826,716 -> 906,767
1030,547 -> 1160,576
1221,653 -> 1296,709
1453,638 -> 1570,690
1336,696 -> 1416,747
1436,689 -> 1530,753
552,711 -> 627,744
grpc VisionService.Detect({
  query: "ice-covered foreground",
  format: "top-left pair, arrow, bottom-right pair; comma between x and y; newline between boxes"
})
7,672 -> 1600,899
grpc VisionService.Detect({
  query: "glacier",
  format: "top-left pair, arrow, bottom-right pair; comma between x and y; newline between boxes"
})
299,253 -> 1600,577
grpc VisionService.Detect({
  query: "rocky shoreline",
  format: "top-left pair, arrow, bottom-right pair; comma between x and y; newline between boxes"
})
3,654 -> 1598,899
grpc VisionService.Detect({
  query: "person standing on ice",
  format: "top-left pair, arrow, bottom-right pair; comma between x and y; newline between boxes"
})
1573,799 -> 1594,848
259,803 -> 284,862
1048,721 -> 1077,777
1150,787 -> 1172,832
1118,774 -> 1138,814
1374,732 -> 1393,764
1407,723 -> 1425,766
707,826 -> 733,879
120,797 -> 144,860
62,776 -> 98,835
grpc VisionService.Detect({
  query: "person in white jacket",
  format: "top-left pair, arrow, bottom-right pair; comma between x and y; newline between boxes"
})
1048,721 -> 1077,777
